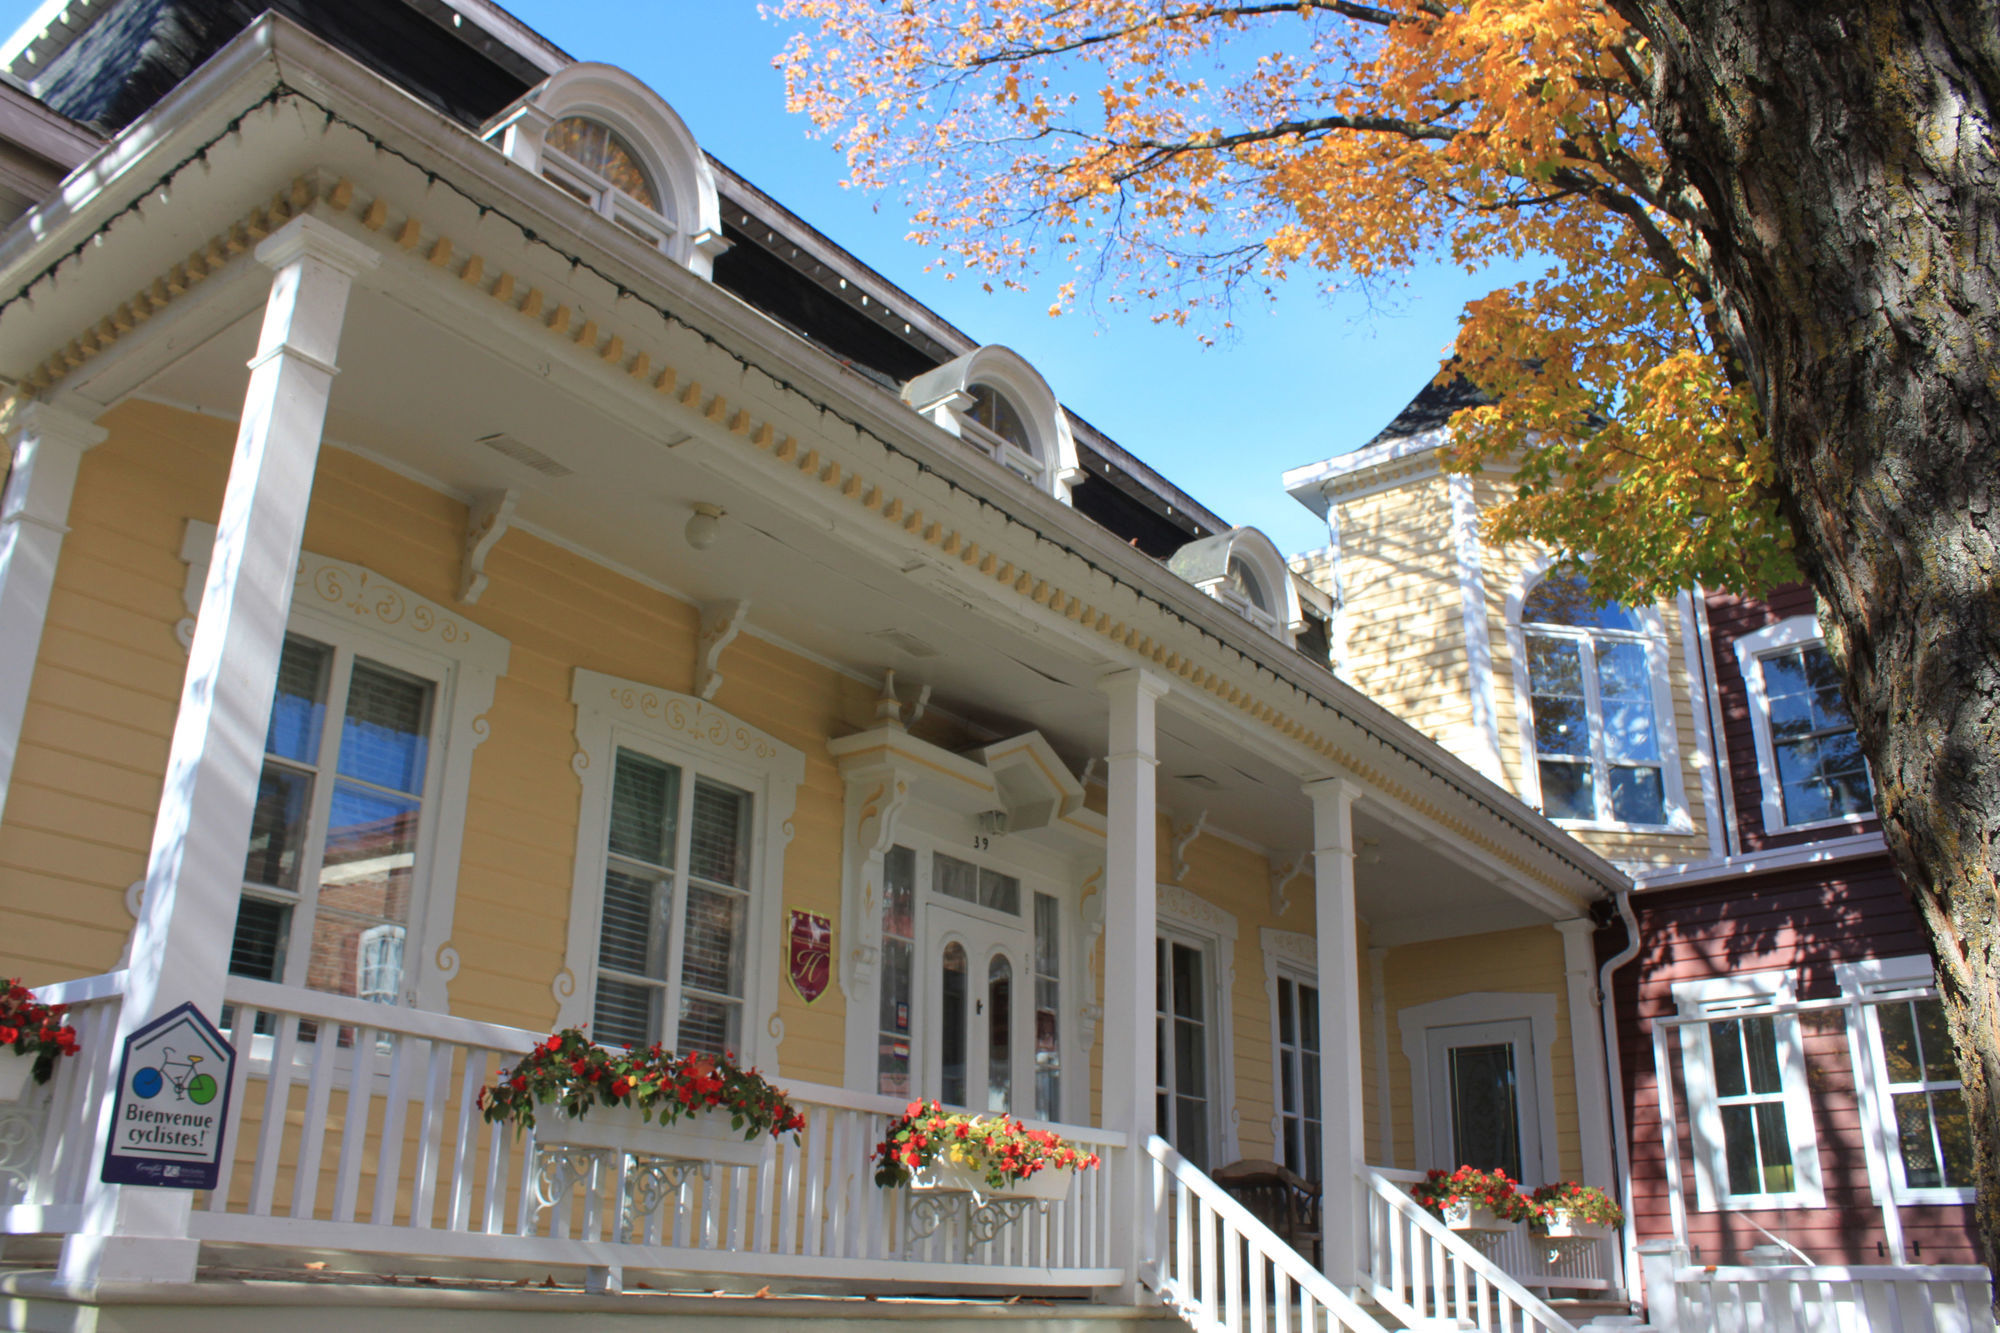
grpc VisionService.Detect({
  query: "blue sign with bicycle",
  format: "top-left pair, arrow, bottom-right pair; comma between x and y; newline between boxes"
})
100,1002 -> 235,1190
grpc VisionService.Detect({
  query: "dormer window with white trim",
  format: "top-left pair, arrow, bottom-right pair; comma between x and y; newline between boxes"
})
482,63 -> 730,280
540,116 -> 676,249
901,347 -> 1085,502
961,382 -> 1045,485
1166,527 -> 1300,644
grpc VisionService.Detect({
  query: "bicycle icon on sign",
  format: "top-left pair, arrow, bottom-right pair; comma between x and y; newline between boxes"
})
131,1046 -> 218,1105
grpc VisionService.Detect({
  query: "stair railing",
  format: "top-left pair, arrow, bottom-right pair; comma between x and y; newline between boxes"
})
1145,1136 -> 1391,1333
1362,1169 -> 1581,1333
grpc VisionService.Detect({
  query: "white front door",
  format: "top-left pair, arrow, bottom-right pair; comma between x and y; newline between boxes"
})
925,904 -> 1029,1113
1425,1018 -> 1542,1182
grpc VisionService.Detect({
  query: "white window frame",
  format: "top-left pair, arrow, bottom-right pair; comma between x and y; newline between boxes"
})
1673,970 -> 1827,1211
1261,926 -> 1320,1180
180,521 -> 509,1014
1399,991 -> 1561,1186
1504,561 -> 1693,833
1156,883 -> 1241,1169
1835,956 -> 1973,1206
539,137 -> 679,252
1732,615 -> 1876,835
559,669 -> 802,1072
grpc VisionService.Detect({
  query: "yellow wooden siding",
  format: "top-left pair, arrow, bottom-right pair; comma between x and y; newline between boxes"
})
1379,924 -> 1582,1180
1315,478 -> 1475,750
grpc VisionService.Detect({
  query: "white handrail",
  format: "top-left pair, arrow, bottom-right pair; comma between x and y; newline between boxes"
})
1675,1263 -> 1997,1333
1363,1169 -> 1581,1333
1144,1135 -> 1391,1333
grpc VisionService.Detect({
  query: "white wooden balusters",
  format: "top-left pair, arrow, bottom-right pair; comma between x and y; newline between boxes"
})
10,974 -> 1126,1291
1145,1135 -> 1392,1333
1674,1265 -> 1995,1333
1361,1169 -> 1581,1333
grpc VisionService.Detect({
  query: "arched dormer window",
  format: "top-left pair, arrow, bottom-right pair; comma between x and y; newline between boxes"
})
1512,570 -> 1683,828
902,347 -> 1084,503
482,64 -> 729,280
1167,528 -> 1301,643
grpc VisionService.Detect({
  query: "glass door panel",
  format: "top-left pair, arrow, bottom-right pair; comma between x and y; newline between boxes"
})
926,906 -> 1028,1113
1424,1018 -> 1541,1182
1156,935 -> 1213,1169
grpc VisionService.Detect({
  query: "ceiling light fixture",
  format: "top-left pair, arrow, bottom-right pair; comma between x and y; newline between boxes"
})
684,502 -> 725,551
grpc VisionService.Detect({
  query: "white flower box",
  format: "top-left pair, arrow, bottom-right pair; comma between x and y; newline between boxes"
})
1537,1208 -> 1613,1242
1442,1199 -> 1508,1232
912,1159 -> 1075,1202
534,1103 -> 769,1168
0,1053 -> 35,1103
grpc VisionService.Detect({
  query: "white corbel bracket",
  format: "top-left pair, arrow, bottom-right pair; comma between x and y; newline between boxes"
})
1169,809 -> 1209,885
1269,851 -> 1311,918
695,598 -> 751,702
458,487 -> 518,605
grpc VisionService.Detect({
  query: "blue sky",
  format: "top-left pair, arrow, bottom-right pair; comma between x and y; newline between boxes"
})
4,3 -> 1543,556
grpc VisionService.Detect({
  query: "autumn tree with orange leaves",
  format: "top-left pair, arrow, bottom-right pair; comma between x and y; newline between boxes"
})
778,0 -> 2000,1296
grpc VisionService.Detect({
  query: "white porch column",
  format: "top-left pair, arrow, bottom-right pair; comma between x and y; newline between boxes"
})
1557,917 -> 1616,1189
0,404 -> 107,827
59,215 -> 377,1287
1100,668 -> 1168,1302
1305,776 -> 1367,1291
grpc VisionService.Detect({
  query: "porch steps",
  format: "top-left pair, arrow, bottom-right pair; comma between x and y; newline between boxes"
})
0,1272 -> 1190,1333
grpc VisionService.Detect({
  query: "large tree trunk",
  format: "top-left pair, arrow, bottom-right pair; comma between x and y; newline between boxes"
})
1603,0 -> 2000,1298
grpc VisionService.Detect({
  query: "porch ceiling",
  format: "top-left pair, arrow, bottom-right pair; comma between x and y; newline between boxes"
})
139,287 -> 1559,946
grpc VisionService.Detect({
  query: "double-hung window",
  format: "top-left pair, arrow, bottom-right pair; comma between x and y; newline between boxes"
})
1734,616 -> 1875,832
1674,972 -> 1826,1210
234,633 -> 437,1005
1839,958 -> 1974,1204
1273,972 -> 1323,1183
1517,573 -> 1678,827
592,748 -> 754,1054
562,670 -> 802,1068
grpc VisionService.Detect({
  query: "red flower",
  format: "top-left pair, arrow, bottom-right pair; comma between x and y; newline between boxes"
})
510,1074 -> 527,1091
610,1078 -> 631,1098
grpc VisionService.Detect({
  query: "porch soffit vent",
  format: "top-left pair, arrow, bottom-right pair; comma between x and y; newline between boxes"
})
1174,773 -> 1224,791
476,432 -> 573,478
869,627 -> 942,659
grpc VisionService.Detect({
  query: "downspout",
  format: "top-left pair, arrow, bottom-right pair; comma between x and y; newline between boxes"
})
1599,886 -> 1644,1311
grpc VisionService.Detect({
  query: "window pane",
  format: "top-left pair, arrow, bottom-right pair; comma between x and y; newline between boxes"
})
1539,759 -> 1596,820
593,975 -> 659,1050
1522,575 -> 1644,632
680,885 -> 746,998
356,925 -> 404,1004
1720,1104 -> 1762,1195
318,782 -> 418,924
598,865 -> 664,978
1753,1101 -> 1796,1192
1596,641 -> 1651,700
1277,978 -> 1296,1045
1526,636 -> 1585,698
267,636 -> 331,764
245,764 -> 314,891
882,844 -> 916,940
689,778 -> 750,887
1608,765 -> 1666,825
1175,1017 -> 1207,1105
1933,1088 -> 1974,1188
1711,1019 -> 1748,1098
1447,1042 -> 1523,1180
980,867 -> 1021,915
879,936 -> 912,1035
935,853 -> 979,906
337,660 -> 432,793
941,942 -> 968,1106
1533,695 -> 1590,758
1035,974 -> 1061,1120
609,751 -> 678,867
1033,893 -> 1060,977
678,994 -> 738,1057
546,116 -> 660,211
1299,984 -> 1320,1054
1895,1091 -> 1944,1188
228,896 -> 291,980
1172,943 -> 1204,1020
1742,1015 -> 1785,1095
988,953 -> 1013,1112
1879,1002 -> 1922,1083
1915,1000 -> 1956,1082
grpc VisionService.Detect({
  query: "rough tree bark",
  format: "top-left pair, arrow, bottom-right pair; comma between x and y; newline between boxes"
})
1604,0 -> 2000,1295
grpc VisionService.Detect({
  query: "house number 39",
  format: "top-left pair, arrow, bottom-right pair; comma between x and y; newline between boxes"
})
971,835 -> 991,851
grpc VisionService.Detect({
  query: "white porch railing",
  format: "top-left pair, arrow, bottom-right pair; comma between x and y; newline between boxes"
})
1144,1135 -> 1390,1333
1673,1264 -> 1996,1333
1362,1169 -> 1581,1333
7,975 -> 1125,1291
